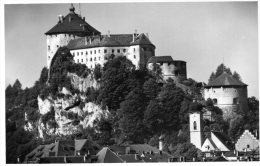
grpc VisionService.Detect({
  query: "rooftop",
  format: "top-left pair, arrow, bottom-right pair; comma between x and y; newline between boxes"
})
67,33 -> 155,50
45,4 -> 100,36
206,71 -> 247,87
147,56 -> 186,64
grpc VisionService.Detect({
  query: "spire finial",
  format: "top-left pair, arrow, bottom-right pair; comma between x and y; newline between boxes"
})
69,3 -> 75,13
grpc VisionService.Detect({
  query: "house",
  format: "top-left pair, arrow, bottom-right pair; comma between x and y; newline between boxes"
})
24,139 -> 100,163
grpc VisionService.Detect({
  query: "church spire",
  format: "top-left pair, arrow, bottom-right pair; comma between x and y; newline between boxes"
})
69,3 -> 75,13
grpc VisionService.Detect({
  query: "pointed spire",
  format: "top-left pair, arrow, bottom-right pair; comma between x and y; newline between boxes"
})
69,3 -> 75,13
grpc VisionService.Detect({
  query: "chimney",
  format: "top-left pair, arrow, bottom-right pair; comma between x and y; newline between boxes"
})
135,154 -> 138,160
84,154 -> 87,162
159,134 -> 164,151
85,37 -> 87,45
133,29 -> 137,42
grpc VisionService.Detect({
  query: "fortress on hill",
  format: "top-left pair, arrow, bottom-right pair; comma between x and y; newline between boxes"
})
45,4 -> 187,82
45,4 -> 248,121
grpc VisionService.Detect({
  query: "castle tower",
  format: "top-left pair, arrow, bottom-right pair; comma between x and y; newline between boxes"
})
45,4 -> 101,68
204,71 -> 248,121
189,112 -> 204,150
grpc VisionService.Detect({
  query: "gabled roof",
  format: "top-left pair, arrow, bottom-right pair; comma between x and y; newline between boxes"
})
67,33 -> 155,50
147,56 -> 174,63
45,4 -> 100,36
131,33 -> 154,46
206,71 -> 247,87
212,132 -> 234,150
96,147 -> 124,163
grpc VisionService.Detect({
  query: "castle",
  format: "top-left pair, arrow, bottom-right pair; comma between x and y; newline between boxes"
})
45,4 -> 187,82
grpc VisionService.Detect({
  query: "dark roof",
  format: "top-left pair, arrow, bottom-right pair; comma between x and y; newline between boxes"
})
96,147 -> 124,163
129,144 -> 160,154
109,145 -> 128,154
206,72 -> 247,87
67,33 -> 155,50
147,56 -> 174,63
45,4 -> 100,36
212,132 -> 234,150
223,151 -> 237,157
119,154 -> 144,163
131,33 -> 154,46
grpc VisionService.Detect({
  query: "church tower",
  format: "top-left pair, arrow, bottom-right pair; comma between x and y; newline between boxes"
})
189,112 -> 204,150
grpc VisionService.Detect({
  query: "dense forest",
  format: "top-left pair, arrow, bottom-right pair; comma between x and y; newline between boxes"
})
6,47 -> 259,163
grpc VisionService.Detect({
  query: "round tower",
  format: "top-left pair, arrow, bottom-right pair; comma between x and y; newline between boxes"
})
204,71 -> 248,121
45,4 -> 100,68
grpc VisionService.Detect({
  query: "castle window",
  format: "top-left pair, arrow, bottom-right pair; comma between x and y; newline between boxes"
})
81,59 -> 83,63
134,55 -> 136,59
98,49 -> 100,53
48,45 -> 50,51
81,52 -> 83,55
77,52 -> 79,56
72,52 -> 75,56
94,57 -> 96,61
104,49 -> 107,53
57,45 -> 59,48
90,51 -> 92,55
213,98 -> 218,104
123,49 -> 126,53
193,121 -> 197,130
99,57 -> 101,60
247,145 -> 250,149
117,49 -> 120,53
112,49 -> 114,53
90,58 -> 92,61
48,56 -> 50,60
86,51 -> 88,55
233,98 -> 239,104
134,48 -> 135,52
77,59 -> 79,63
94,50 -> 96,54
86,58 -> 88,62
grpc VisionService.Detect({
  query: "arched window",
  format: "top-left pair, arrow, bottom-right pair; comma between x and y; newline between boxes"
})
193,121 -> 197,130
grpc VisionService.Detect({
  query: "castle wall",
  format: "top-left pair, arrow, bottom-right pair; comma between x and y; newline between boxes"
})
204,86 -> 248,120
147,61 -> 187,82
47,34 -> 80,68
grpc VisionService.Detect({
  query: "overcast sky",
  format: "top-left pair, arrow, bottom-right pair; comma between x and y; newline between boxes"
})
4,2 -> 258,98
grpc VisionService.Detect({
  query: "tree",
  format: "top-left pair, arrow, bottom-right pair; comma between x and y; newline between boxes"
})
118,87 -> 147,143
170,143 -> 200,160
93,64 -> 102,80
144,80 -> 185,135
96,117 -> 113,146
232,71 -> 241,81
143,78 -> 161,101
97,56 -> 136,111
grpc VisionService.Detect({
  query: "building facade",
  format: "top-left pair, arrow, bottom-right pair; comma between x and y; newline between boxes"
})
235,130 -> 259,152
45,4 -> 155,70
189,112 -> 204,150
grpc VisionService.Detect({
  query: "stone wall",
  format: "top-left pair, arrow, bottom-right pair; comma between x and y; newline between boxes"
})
204,86 -> 248,120
47,34 -> 81,68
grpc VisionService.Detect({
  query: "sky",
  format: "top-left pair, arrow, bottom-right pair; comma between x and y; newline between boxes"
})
4,2 -> 259,98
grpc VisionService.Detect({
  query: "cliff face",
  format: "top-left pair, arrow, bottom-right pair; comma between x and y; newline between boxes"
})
25,87 -> 109,139
68,72 -> 99,92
